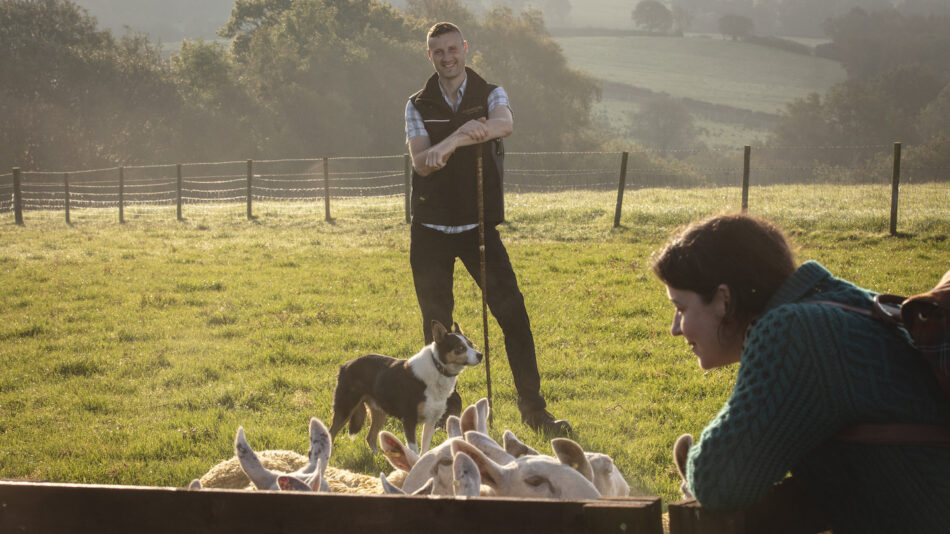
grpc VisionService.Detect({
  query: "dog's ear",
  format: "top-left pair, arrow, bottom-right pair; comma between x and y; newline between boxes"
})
452,322 -> 463,335
431,320 -> 448,343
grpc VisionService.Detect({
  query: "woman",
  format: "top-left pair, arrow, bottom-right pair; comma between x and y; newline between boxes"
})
652,213 -> 950,533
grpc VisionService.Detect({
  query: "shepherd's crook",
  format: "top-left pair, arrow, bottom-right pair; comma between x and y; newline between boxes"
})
476,143 -> 494,428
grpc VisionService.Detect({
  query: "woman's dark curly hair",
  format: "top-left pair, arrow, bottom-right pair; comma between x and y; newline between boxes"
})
652,214 -> 797,330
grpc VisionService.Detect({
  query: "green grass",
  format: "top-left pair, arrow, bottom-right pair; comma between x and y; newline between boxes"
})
555,34 -> 846,115
1,186 -> 947,504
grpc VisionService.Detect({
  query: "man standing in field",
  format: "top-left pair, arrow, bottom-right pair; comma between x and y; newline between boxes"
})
405,22 -> 571,436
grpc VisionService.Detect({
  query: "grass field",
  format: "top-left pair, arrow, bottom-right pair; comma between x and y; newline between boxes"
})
555,34 -> 845,115
555,33 -> 846,148
1,186 -> 947,505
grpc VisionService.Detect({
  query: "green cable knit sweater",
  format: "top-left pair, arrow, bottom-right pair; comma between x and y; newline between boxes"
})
687,261 -> 950,533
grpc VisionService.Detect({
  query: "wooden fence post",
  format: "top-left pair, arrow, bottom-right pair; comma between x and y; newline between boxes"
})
741,145 -> 751,213
13,167 -> 23,225
118,166 -> 125,224
246,159 -> 253,220
64,173 -> 70,224
404,154 -> 411,224
323,156 -> 331,222
613,151 -> 629,228
176,164 -> 183,221
890,142 -> 901,236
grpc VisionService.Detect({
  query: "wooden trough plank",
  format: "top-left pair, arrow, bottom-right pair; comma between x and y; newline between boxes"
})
667,479 -> 830,534
0,481 -> 662,534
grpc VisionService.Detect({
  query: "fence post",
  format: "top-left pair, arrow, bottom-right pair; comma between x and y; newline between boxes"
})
176,163 -> 183,221
890,142 -> 901,236
118,166 -> 125,224
404,154 -> 411,224
741,145 -> 751,213
323,156 -> 331,222
64,173 -> 70,224
13,167 -> 23,225
613,151 -> 629,228
246,159 -> 253,220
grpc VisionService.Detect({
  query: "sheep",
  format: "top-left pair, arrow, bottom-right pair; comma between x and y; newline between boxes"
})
502,429 -> 631,497
193,417 -> 392,494
450,438 -> 602,500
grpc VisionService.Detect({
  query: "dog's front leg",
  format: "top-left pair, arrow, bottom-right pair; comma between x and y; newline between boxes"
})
419,422 -> 435,455
402,419 -> 419,455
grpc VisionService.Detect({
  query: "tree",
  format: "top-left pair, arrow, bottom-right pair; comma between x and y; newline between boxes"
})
0,0 -> 182,170
671,4 -> 694,34
627,93 -> 698,152
632,0 -> 673,33
718,13 -> 753,40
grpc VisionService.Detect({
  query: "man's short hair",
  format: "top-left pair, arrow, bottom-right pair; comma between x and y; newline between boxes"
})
427,22 -> 462,41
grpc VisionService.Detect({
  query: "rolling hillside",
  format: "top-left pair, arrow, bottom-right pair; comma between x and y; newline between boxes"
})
554,34 -> 847,147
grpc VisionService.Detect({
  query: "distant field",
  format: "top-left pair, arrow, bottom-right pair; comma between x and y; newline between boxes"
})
1,186 -> 947,506
555,34 -> 846,115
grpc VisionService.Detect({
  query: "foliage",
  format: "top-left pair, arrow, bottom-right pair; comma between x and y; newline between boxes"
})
1,0 -> 605,170
626,93 -> 699,153
821,8 -> 950,82
631,0 -> 673,33
718,13 -> 754,40
0,0 -> 181,170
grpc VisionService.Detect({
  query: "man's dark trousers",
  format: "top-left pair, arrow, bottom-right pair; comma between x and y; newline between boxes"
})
410,222 -> 545,416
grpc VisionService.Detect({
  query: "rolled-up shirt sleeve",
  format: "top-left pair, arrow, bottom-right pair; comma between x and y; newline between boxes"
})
405,100 -> 427,143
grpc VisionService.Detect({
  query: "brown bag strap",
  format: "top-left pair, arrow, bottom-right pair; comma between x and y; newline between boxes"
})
837,424 -> 950,447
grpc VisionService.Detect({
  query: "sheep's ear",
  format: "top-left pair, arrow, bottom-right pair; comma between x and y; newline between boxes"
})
431,321 -> 448,343
460,404 -> 478,434
452,451 -> 481,497
446,415 -> 463,439
673,434 -> 692,480
674,433 -> 694,499
277,475 -> 312,492
465,431 -> 515,465
551,438 -> 595,484
412,477 -> 435,496
379,431 -> 417,471
474,397 -> 490,435
379,473 -> 406,495
308,417 -> 332,469
235,427 -> 279,490
451,439 -> 506,491
503,430 -> 539,457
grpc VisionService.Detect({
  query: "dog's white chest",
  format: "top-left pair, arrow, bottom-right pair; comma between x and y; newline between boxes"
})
409,352 -> 457,424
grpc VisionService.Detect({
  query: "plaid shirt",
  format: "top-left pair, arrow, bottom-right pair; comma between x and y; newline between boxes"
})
405,75 -> 510,233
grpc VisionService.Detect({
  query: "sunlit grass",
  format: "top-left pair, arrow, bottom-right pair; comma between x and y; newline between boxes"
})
0,184 -> 947,504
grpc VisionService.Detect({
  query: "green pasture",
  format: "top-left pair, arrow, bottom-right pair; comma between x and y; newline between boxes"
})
1,185 -> 947,505
555,34 -> 846,115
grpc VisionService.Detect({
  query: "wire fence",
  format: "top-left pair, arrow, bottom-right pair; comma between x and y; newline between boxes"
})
2,144 -> 947,232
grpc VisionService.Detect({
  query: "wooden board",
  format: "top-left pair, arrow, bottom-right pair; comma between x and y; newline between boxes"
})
0,481 -> 662,534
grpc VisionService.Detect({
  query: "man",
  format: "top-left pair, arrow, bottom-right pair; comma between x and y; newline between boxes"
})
404,22 -> 571,436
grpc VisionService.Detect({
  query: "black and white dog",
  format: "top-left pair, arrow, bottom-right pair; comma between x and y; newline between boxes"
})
329,321 -> 482,454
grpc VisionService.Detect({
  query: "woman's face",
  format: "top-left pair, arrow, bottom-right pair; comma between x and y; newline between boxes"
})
665,284 -> 743,370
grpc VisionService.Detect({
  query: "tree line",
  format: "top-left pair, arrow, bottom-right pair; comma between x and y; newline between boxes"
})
2,0 -> 948,183
0,0 -> 600,172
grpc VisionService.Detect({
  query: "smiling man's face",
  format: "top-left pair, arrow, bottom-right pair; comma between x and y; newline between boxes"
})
427,30 -> 467,82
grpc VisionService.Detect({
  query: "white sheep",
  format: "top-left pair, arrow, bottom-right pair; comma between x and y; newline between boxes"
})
502,429 -> 631,497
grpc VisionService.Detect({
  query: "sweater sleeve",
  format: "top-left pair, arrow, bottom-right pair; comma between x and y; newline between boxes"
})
687,304 -> 848,511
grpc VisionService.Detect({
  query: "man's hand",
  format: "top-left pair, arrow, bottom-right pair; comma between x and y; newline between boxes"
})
425,134 -> 460,170
457,117 -> 489,142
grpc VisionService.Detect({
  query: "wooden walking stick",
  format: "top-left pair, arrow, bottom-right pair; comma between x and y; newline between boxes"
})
476,143 -> 494,428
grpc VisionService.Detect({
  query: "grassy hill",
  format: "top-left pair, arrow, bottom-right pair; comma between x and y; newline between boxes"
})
554,34 -> 847,148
